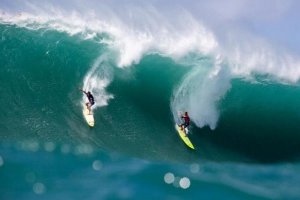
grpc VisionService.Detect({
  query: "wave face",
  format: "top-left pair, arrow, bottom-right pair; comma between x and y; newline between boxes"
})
1,1 -> 300,199
1,23 -> 300,163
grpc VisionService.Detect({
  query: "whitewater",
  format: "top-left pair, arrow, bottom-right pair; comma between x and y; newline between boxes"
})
1,0 -> 300,199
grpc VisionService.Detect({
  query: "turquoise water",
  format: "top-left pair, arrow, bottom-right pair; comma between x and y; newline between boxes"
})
1,22 -> 300,199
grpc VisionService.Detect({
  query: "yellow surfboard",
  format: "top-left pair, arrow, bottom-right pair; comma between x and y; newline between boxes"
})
175,124 -> 195,150
83,104 -> 94,127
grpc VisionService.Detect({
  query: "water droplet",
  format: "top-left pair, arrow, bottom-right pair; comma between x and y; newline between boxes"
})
75,144 -> 94,155
92,160 -> 102,171
33,182 -> 46,194
179,177 -> 191,189
44,142 -> 55,152
164,172 -> 175,184
0,156 -> 3,167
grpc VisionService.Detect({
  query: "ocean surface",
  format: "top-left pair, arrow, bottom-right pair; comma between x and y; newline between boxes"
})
1,1 -> 300,199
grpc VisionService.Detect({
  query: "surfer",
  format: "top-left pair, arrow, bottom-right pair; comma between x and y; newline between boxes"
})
79,89 -> 95,114
180,112 -> 190,134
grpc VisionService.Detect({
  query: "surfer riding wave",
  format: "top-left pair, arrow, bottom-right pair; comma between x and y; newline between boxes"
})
80,89 -> 95,114
180,111 -> 190,135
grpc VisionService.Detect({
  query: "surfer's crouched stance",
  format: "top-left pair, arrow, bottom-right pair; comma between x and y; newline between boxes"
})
180,112 -> 190,134
80,89 -> 95,114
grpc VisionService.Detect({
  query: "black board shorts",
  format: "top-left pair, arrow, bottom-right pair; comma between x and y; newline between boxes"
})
182,122 -> 189,128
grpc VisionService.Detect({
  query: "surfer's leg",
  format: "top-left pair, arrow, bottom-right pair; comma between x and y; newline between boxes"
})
180,124 -> 183,130
86,103 -> 91,114
180,122 -> 185,129
183,123 -> 188,135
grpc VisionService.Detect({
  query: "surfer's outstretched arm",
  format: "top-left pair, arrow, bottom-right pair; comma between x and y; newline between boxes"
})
79,88 -> 87,95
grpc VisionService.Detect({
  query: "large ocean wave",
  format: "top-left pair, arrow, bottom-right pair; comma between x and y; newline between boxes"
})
3,2 -> 300,199
1,1 -> 300,163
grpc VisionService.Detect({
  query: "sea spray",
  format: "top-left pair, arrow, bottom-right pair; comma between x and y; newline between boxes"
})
82,54 -> 114,109
171,55 -> 231,129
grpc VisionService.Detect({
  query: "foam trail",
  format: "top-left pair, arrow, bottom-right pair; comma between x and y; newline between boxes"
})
171,56 -> 231,130
82,54 -> 114,110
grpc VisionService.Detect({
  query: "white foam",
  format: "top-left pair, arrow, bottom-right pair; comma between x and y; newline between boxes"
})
0,2 -> 218,68
82,54 -> 114,110
172,56 -> 231,130
227,42 -> 300,83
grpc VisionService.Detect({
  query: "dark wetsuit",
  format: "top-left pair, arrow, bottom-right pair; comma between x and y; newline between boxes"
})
181,115 -> 190,128
86,93 -> 95,106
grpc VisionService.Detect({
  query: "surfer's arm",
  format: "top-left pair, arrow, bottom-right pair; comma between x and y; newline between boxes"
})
79,88 -> 87,95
